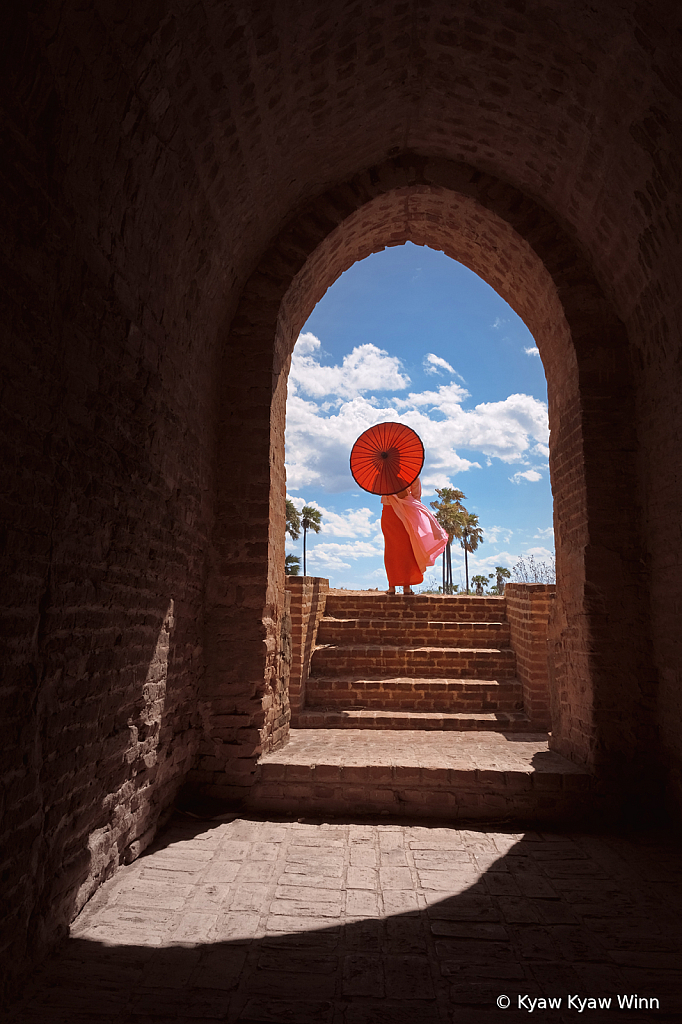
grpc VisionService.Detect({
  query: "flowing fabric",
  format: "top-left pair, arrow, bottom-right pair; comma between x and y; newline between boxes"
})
384,494 -> 448,574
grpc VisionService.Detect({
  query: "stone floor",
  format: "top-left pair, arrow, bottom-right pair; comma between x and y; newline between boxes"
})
9,813 -> 682,1023
258,730 -> 571,769
249,730 -> 591,824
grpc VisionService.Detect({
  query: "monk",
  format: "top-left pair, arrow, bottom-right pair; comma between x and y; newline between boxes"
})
381,477 -> 448,595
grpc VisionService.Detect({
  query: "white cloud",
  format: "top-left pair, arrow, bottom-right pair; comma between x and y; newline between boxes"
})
289,332 -> 409,400
463,550 -> 515,575
457,394 -> 548,459
286,333 -> 550,495
314,540 -> 383,558
392,381 -> 470,409
286,498 -> 381,539
533,526 -> 554,540
523,546 -> 554,560
525,346 -> 540,356
286,497 -> 385,571
320,506 -> 380,538
491,317 -> 508,330
510,469 -> 543,484
307,539 -> 384,572
423,353 -> 455,376
286,392 -> 480,493
484,525 -> 514,546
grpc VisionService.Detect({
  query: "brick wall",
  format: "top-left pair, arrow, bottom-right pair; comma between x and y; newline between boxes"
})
505,584 -> 555,731
0,5 -> 216,1002
286,577 -> 330,721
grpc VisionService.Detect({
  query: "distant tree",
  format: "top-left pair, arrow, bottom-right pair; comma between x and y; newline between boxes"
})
285,498 -> 301,540
460,512 -> 484,595
493,566 -> 511,594
285,554 -> 301,576
430,487 -> 467,595
511,555 -> 555,584
471,574 -> 490,595
301,505 -> 322,576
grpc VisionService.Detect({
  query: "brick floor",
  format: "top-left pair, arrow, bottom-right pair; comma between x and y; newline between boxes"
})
248,730 -> 592,824
258,730 -> 564,769
8,815 -> 682,1023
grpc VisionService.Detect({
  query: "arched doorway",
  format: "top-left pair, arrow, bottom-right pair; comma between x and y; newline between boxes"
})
284,241 -> 554,594
202,155 -> 653,808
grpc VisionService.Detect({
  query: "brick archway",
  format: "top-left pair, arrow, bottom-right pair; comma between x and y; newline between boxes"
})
201,154 -> 653,807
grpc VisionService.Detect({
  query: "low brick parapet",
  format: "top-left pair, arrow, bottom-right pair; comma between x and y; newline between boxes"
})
286,576 -> 329,719
505,583 -> 555,730
325,592 -> 506,622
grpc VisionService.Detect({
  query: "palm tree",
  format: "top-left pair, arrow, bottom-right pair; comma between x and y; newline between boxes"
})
285,498 -> 301,541
285,554 -> 301,576
471,574 -> 490,595
430,487 -> 467,594
494,566 -> 511,594
301,505 -> 322,576
460,512 -> 484,595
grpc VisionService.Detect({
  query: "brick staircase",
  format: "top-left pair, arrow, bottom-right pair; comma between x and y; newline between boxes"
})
250,584 -> 593,825
295,591 -> 531,731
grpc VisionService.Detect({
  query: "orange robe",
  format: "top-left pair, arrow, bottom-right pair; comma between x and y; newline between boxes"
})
381,504 -> 423,587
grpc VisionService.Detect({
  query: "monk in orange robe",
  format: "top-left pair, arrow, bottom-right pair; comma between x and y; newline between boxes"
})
381,477 -> 447,595
381,507 -> 422,594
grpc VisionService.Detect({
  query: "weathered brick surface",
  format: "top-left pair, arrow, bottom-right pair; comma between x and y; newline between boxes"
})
306,677 -> 524,713
325,593 -> 506,623
302,593 -> 526,732
251,730 -> 591,823
285,576 -> 330,717
317,617 -> 510,648
312,643 -> 517,679
296,709 -> 533,732
1,0 -> 680,1006
506,584 -> 555,730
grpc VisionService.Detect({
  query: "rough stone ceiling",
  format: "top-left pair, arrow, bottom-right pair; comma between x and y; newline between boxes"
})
27,0 -> 680,331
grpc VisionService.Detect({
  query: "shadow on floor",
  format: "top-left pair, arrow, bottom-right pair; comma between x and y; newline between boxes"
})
7,814 -> 682,1024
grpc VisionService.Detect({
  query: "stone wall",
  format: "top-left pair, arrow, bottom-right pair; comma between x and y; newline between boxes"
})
286,577 -> 330,721
505,584 -> 555,731
0,4 -> 216,1002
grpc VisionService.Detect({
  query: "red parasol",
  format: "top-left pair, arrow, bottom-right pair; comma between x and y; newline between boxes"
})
350,422 -> 424,495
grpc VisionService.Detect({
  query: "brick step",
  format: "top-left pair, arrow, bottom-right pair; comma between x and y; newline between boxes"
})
304,676 -> 524,712
316,617 -> 511,648
250,729 -> 594,823
324,592 -> 507,623
311,644 -> 517,679
294,708 -> 532,731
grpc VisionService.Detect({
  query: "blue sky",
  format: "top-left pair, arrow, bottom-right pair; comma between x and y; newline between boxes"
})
285,242 -> 554,591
